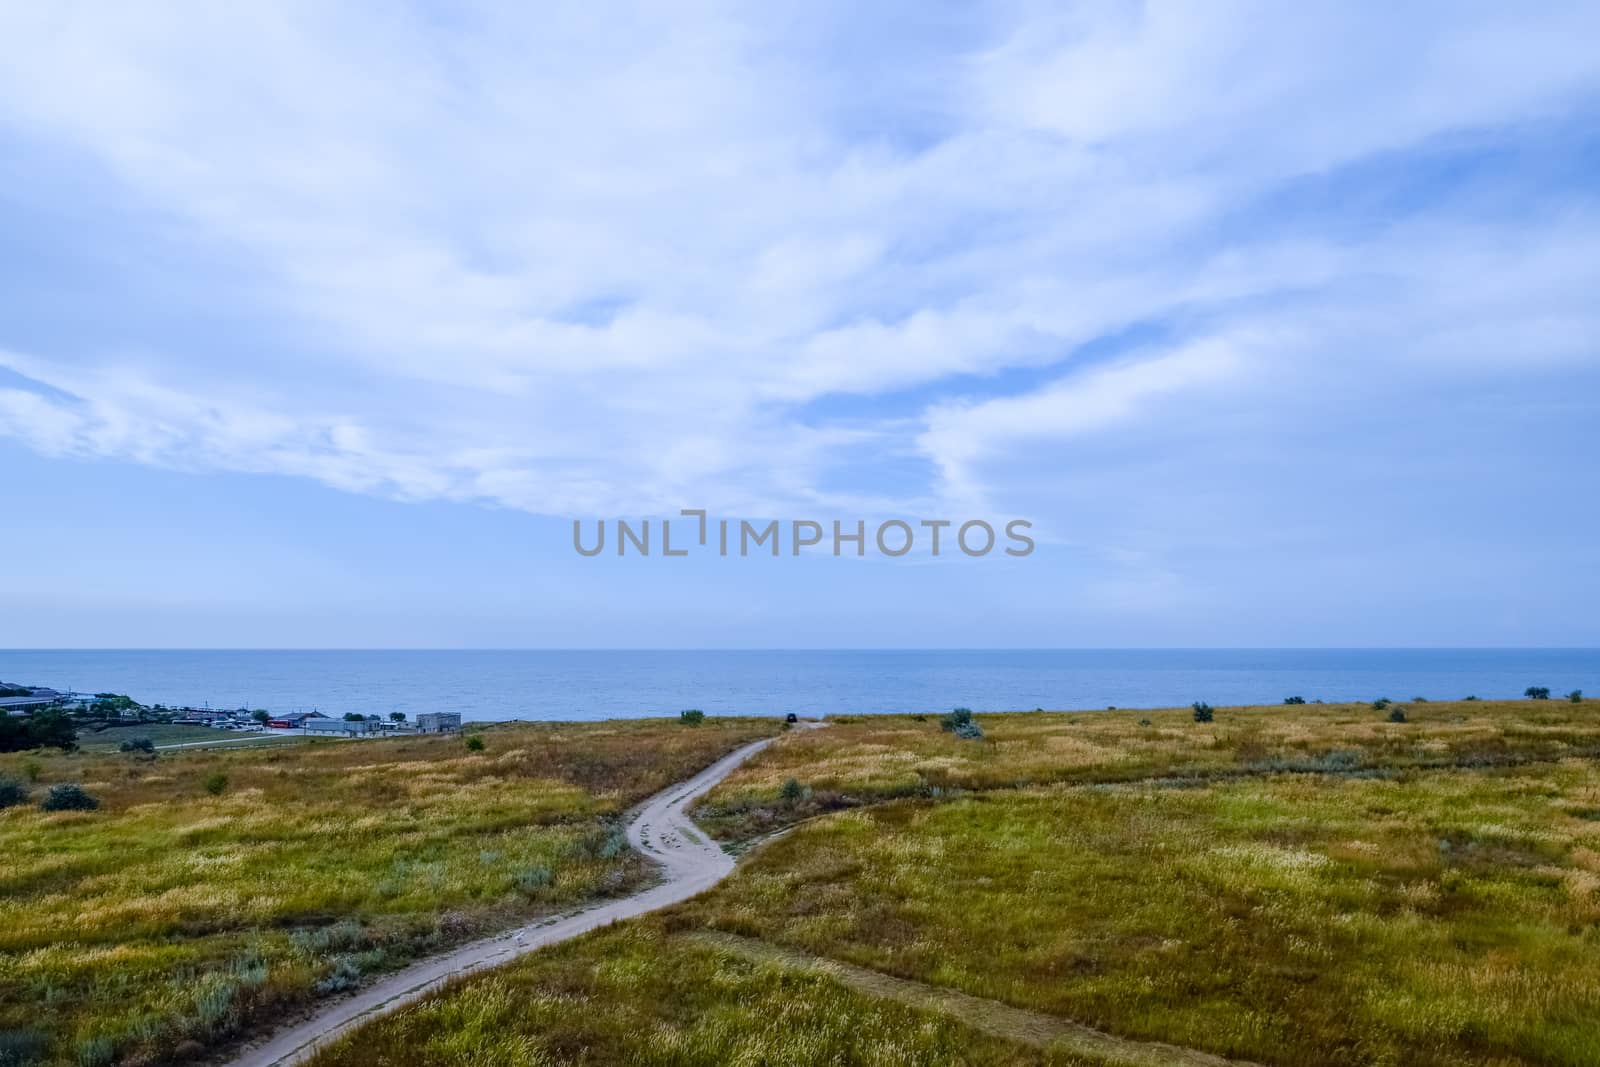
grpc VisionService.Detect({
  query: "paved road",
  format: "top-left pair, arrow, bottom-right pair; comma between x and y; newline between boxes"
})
227,729 -> 801,1067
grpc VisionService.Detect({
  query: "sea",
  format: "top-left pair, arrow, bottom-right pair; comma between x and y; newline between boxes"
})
2,649 -> 1596,723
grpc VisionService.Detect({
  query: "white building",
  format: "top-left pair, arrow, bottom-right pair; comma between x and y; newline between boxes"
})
305,718 -> 377,735
416,712 -> 462,733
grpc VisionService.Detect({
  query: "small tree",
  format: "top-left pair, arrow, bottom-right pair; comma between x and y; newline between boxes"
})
1525,686 -> 1550,700
780,778 -> 806,806
940,707 -> 984,739
203,772 -> 229,796
1192,701 -> 1214,723
0,775 -> 28,809
251,710 -> 271,725
1371,698 -> 1391,711
679,709 -> 705,726
41,783 -> 99,812
1283,696 -> 1305,705
1567,690 -> 1583,704
1463,695 -> 1480,702
343,712 -> 366,722
119,737 -> 155,754
389,711 -> 407,723
464,734 -> 486,752
1387,707 -> 1407,723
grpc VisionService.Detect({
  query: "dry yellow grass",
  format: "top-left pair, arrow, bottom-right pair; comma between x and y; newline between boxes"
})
0,716 -> 779,1066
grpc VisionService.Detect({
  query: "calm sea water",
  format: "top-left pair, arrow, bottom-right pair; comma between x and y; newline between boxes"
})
2,649 -> 1596,722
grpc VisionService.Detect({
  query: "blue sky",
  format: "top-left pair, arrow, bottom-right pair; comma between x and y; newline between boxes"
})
2,2 -> 1597,648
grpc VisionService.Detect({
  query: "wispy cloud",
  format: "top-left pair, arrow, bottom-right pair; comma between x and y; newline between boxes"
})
0,1 -> 1596,528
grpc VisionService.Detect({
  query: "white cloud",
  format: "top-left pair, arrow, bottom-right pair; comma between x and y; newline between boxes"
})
0,1 -> 1596,521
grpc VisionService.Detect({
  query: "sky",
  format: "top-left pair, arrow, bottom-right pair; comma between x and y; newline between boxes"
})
1,1 -> 1597,648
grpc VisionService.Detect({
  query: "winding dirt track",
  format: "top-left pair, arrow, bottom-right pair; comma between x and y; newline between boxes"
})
227,731 -> 795,1067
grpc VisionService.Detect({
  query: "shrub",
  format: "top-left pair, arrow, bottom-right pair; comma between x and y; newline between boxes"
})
389,711 -> 407,723
41,783 -> 99,812
0,1028 -> 48,1067
1138,718 -> 1152,727
313,956 -> 362,996
0,776 -> 28,810
119,737 -> 155,754
780,778 -> 807,805
343,712 -> 366,722
1568,690 -> 1583,703
679,709 -> 705,726
1412,696 -> 1429,703
940,707 -> 984,739
0,709 -> 77,753
464,735 -> 486,752
1463,695 -> 1480,701
1192,702 -> 1214,723
203,772 -> 229,796
1387,707 -> 1408,723
1525,686 -> 1551,700
1371,698 -> 1391,710
514,865 -> 554,895
1283,696 -> 1305,705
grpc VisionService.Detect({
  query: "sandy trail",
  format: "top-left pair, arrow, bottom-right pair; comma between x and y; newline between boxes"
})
227,730 -> 799,1067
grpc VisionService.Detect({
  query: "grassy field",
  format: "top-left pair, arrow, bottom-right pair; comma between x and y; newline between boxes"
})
297,700 -> 1600,1067
73,723 -> 288,751
694,700 -> 1600,839
679,762 -> 1600,1065
305,920 -> 1078,1067
0,716 -> 778,1067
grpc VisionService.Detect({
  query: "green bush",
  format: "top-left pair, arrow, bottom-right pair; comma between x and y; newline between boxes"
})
1387,707 -> 1408,723
119,737 -> 155,754
203,772 -> 229,796
780,778 -> 807,805
0,708 -> 77,753
464,735 -> 486,752
41,783 -> 99,812
1283,695 -> 1305,705
514,865 -> 554,895
940,707 -> 983,739
0,775 -> 28,810
679,709 -> 706,726
1525,686 -> 1551,700
1371,698 -> 1392,710
1463,695 -> 1480,701
0,1027 -> 48,1067
313,956 -> 362,996
1568,690 -> 1583,704
1192,702 -> 1214,723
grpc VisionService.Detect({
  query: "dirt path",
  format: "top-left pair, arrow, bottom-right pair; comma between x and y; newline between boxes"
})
686,932 -> 1264,1067
226,730 -> 805,1067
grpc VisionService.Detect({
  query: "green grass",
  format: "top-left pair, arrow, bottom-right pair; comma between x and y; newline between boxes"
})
297,701 -> 1600,1067
678,762 -> 1600,1066
695,700 -> 1600,839
306,920 -> 1081,1066
74,723 -> 271,750
0,717 -> 779,1066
